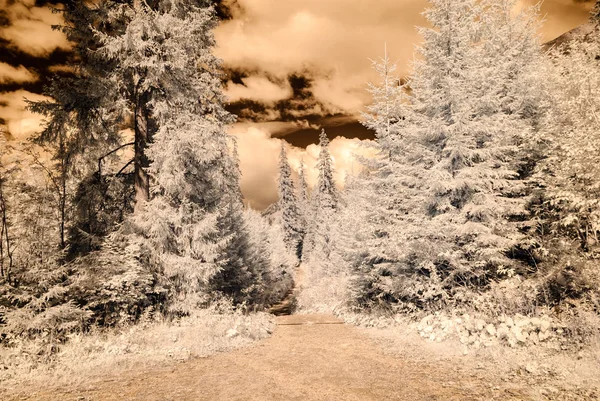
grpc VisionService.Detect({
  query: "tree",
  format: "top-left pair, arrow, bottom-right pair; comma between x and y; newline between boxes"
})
297,159 -> 309,251
277,144 -> 303,258
0,138 -> 14,282
535,30 -> 600,250
26,1 -> 126,251
332,0 -> 548,313
332,48 -> 430,311
362,44 -> 407,158
105,0 -> 267,312
302,129 -> 337,262
407,0 -> 545,282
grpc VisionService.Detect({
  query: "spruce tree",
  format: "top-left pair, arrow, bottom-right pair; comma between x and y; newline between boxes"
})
27,1 -> 126,250
336,0 -> 547,312
302,130 -> 337,262
362,44 -> 407,158
94,0 -> 263,312
277,144 -> 303,258
537,29 -> 600,250
297,159 -> 309,251
406,0 -> 545,284
335,48 -> 428,311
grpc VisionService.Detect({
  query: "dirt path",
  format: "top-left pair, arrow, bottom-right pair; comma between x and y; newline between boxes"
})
13,313 -> 534,401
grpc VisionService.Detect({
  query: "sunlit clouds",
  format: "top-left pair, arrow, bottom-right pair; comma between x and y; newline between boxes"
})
0,0 -> 593,208
0,62 -> 37,84
0,0 -> 71,57
216,0 -> 592,118
231,124 -> 377,209
0,90 -> 50,140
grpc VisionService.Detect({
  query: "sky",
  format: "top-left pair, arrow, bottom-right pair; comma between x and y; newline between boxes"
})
0,0 -> 594,209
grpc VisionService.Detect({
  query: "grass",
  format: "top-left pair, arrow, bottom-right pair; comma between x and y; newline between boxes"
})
0,305 -> 274,398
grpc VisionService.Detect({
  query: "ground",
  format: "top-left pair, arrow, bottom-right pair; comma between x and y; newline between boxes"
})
4,264 -> 600,400
9,312 -> 598,401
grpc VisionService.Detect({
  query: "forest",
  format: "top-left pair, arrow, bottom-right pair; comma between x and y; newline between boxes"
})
1,0 -> 600,393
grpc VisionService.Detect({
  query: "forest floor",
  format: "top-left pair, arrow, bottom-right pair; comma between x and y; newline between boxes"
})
6,311 -> 599,401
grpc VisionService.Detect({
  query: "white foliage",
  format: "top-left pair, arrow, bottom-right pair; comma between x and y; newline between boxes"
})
277,145 -> 303,258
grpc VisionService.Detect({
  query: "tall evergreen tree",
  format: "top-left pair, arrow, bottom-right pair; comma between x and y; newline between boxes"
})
0,138 -> 14,282
314,130 -> 338,211
297,159 -> 309,249
302,130 -> 337,262
333,49 -> 428,311
100,0 -> 271,312
333,0 -> 547,312
27,1 -> 126,251
277,145 -> 303,258
536,25 -> 600,250
298,159 -> 310,208
407,0 -> 544,282
362,44 -> 407,158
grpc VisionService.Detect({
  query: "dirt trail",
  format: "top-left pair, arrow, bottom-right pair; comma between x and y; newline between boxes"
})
13,313 -> 534,401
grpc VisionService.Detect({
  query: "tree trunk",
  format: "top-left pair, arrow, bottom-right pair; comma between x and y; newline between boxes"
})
59,138 -> 67,250
134,88 -> 153,204
0,184 -> 13,283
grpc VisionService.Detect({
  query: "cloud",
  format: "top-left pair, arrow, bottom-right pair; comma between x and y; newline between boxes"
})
0,62 -> 38,84
47,64 -> 75,74
216,0 -> 590,118
215,0 -> 421,117
0,90 -> 49,141
230,123 -> 376,209
0,0 -> 71,57
225,76 -> 293,103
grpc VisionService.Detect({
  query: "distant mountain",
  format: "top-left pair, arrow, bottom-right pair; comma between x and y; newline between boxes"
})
544,23 -> 595,51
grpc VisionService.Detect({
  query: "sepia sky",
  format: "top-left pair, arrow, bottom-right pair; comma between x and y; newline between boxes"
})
0,0 -> 594,209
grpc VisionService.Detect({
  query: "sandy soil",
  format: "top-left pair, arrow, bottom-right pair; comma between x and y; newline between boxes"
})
8,313 -> 548,401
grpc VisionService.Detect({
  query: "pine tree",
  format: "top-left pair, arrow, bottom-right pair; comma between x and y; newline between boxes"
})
298,160 -> 310,208
314,130 -> 338,212
0,138 -> 14,282
362,44 -> 407,158
406,0 -> 545,283
26,1 -> 126,250
105,0 -> 265,311
277,144 -> 303,258
537,32 -> 600,250
297,159 -> 309,251
302,130 -> 337,262
336,0 -> 548,313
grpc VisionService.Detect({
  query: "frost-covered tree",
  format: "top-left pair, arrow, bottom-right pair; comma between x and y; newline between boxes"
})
98,0 -> 266,312
314,130 -> 338,212
408,0 -> 545,281
302,130 -> 337,263
243,209 -> 295,305
27,1 -> 127,251
535,28 -> 600,250
0,139 -> 14,282
333,0 -> 548,314
297,159 -> 309,221
362,45 -> 408,158
298,160 -> 310,207
277,145 -> 303,258
332,48 -> 433,311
